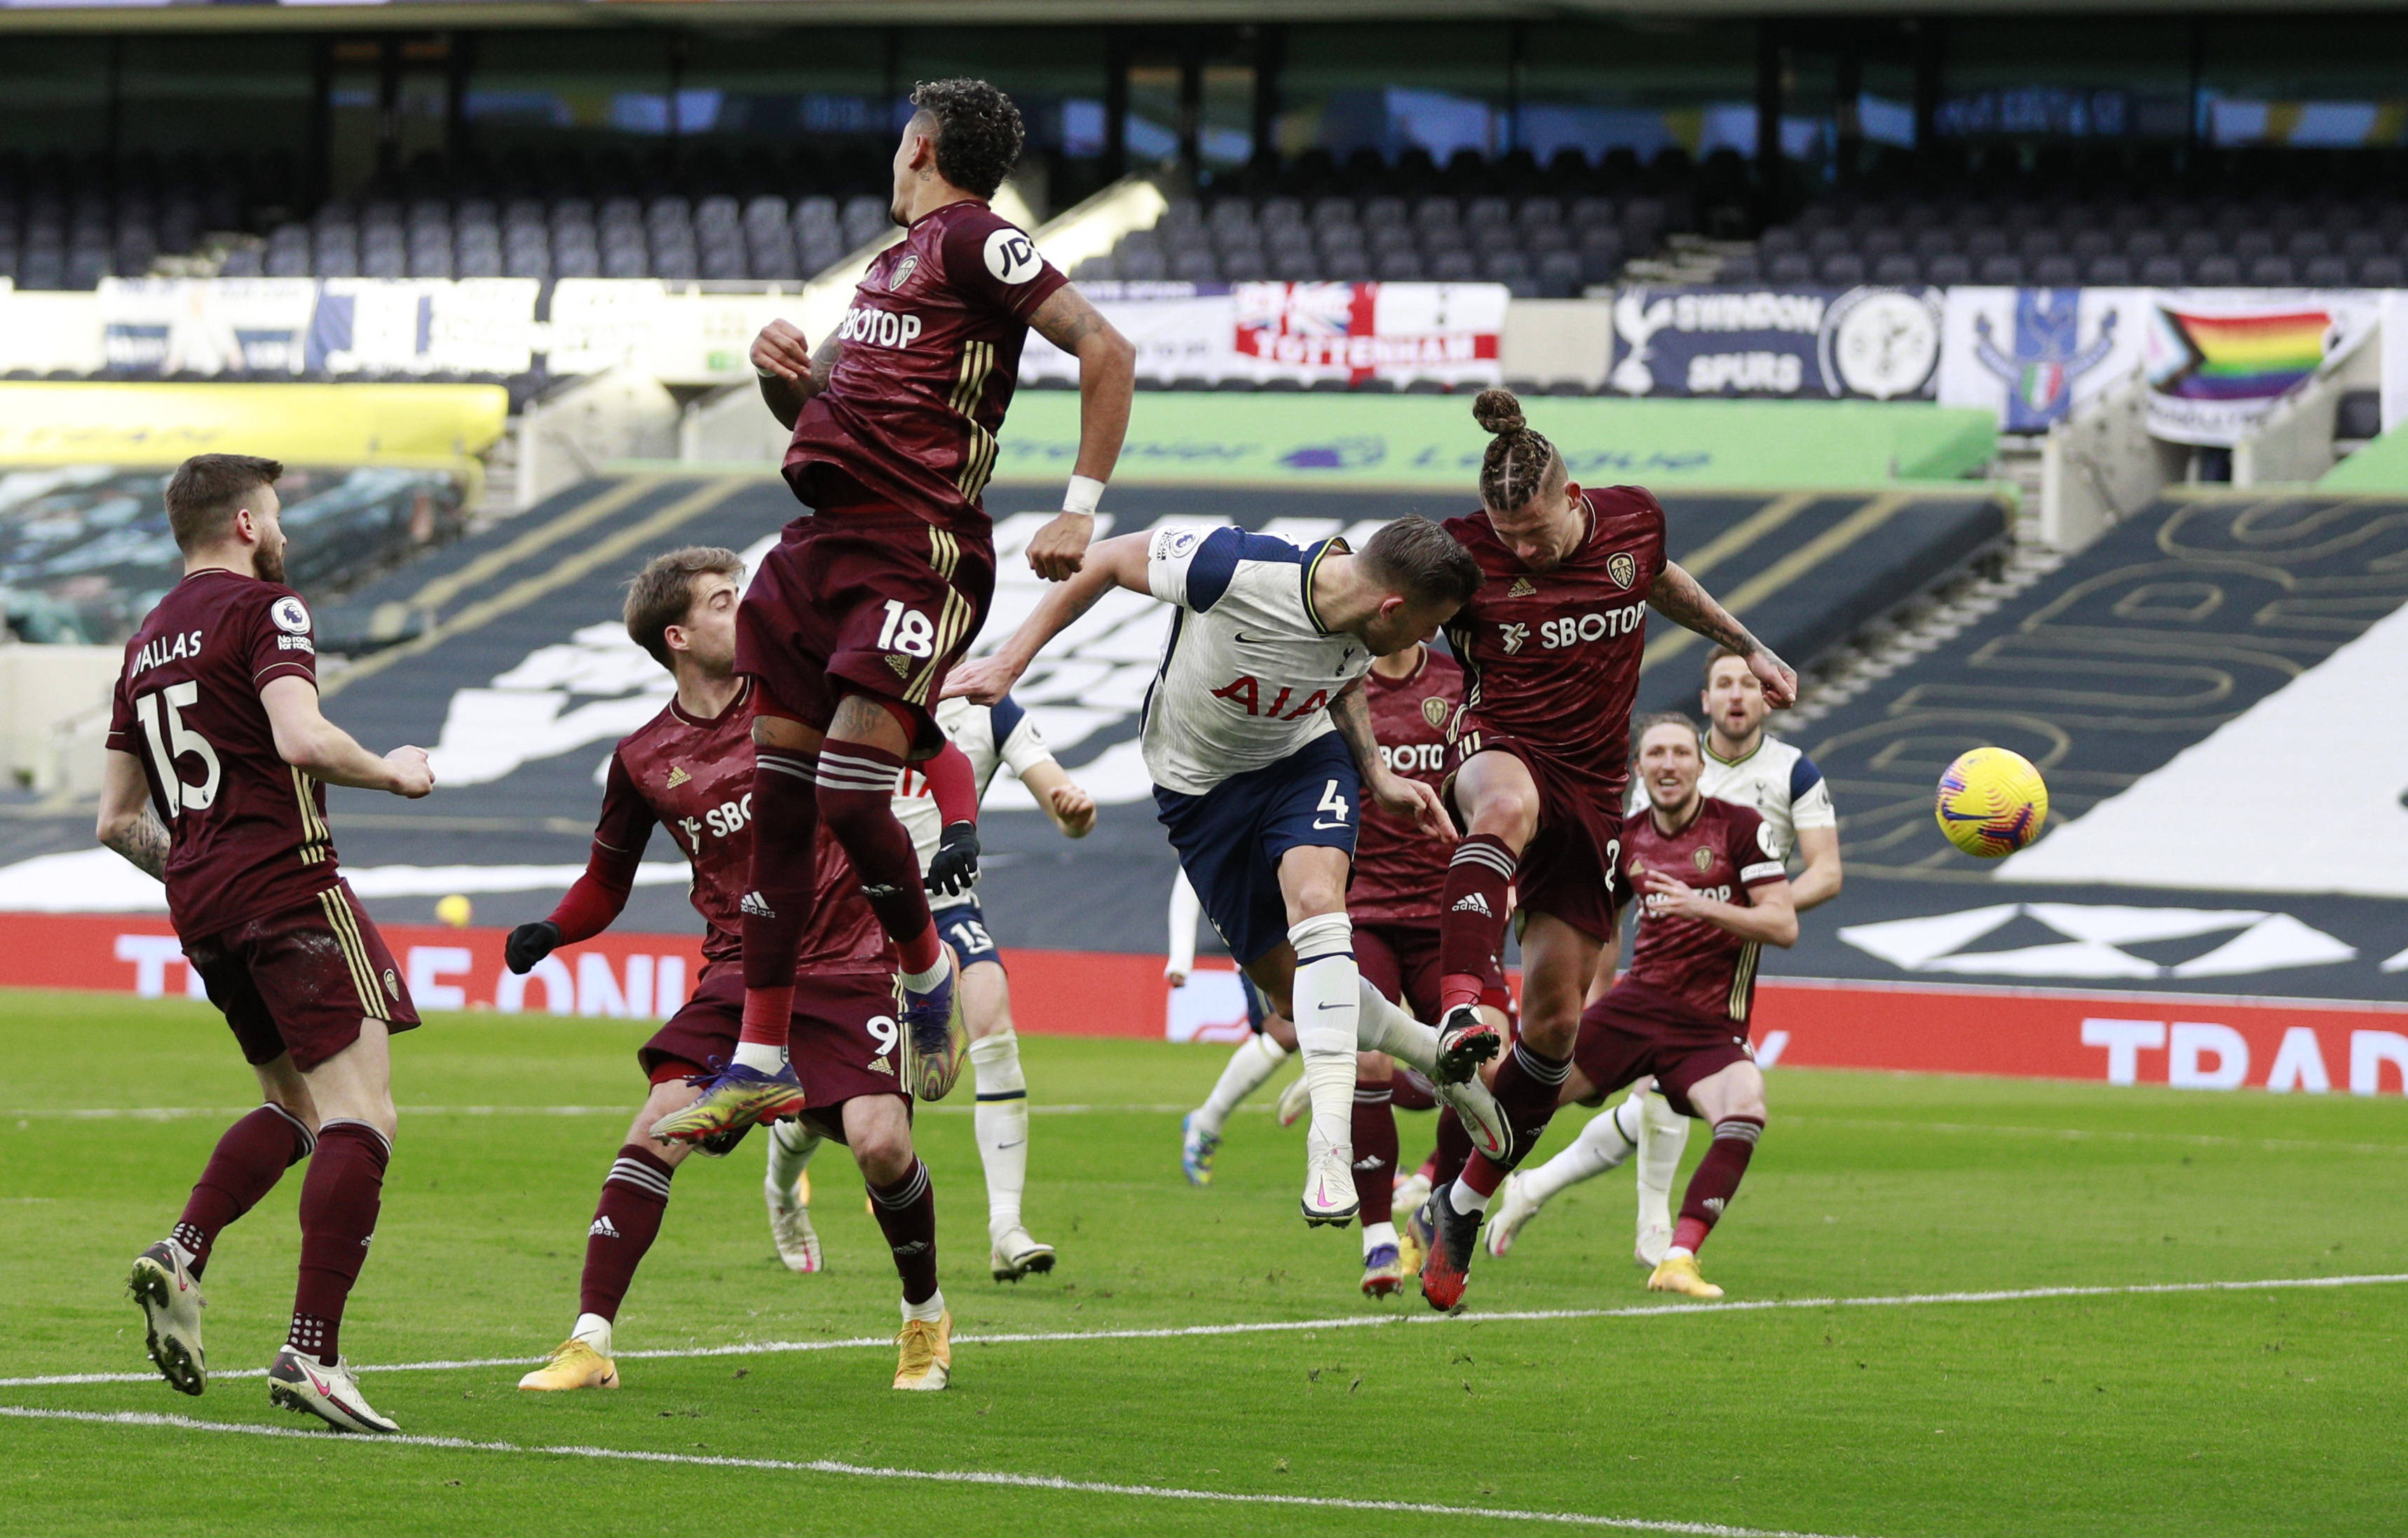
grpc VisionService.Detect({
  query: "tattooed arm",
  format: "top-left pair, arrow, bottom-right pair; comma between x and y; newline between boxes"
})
1023,285 -> 1136,581
750,322 -> 843,430
95,749 -> 170,881
1332,679 -> 1453,841
1647,559 -> 1799,707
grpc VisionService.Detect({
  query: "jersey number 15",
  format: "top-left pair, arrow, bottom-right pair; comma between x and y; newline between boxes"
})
132,681 -> 222,815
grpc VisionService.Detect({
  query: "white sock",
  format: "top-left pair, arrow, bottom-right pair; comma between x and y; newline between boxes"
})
733,1040 -> 787,1074
1196,1033 -> 1287,1136
572,1312 -> 614,1357
969,1029 -> 1028,1238
167,1237 -> 200,1272
1352,979 -> 1441,1075
1286,914 -> 1360,1152
1448,1178 -> 1491,1216
1361,1220 -> 1398,1257
1523,1097 -> 1642,1208
1634,1089 -> 1689,1233
766,1117 -> 821,1202
899,955 -> 948,995
903,1288 -> 946,1324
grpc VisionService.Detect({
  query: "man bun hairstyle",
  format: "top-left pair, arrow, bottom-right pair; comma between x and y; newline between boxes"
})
909,79 -> 1025,200
164,454 -> 283,554
1360,516 -> 1485,608
625,545 -> 744,669
1472,387 -> 1565,514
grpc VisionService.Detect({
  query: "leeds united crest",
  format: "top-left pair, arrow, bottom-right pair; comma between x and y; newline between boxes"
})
1421,697 -> 1449,728
1607,551 -> 1637,590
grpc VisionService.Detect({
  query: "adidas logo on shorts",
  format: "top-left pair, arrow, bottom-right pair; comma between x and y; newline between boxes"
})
1703,1197 -> 1727,1218
590,1216 -> 621,1239
870,1056 -> 895,1076
1354,1154 -> 1387,1171
1452,893 -> 1493,916
886,655 -> 912,679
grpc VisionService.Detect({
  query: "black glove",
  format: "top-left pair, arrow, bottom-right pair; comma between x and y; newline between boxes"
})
923,820 -> 980,898
505,920 -> 562,975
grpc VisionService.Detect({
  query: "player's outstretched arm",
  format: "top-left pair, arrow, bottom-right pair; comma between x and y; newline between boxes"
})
1646,561 -> 1798,708
1331,679 -> 1453,841
1023,285 -> 1135,583
751,321 -> 838,430
261,676 -> 433,796
94,749 -> 169,880
1790,824 -> 1843,911
1018,759 -> 1096,838
944,531 -> 1153,704
1640,869 -> 1800,947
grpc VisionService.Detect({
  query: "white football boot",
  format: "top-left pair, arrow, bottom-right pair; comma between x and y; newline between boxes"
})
1485,1171 -> 1542,1258
1391,1169 -> 1433,1230
128,1241 -> 206,1396
267,1347 -> 400,1434
766,1168 -> 823,1275
1300,1129 -> 1360,1226
1432,1075 -> 1513,1165
1275,1073 -> 1313,1129
990,1227 -> 1056,1282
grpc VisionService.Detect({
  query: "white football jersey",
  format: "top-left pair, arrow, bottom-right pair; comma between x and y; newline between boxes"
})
895,693 -> 1054,910
1695,731 -> 1835,861
1140,524 -> 1373,797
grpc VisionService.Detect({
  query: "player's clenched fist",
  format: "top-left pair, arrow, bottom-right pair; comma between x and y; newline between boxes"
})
1025,510 -> 1092,581
505,920 -> 561,975
751,320 -> 813,382
385,746 -> 435,798
941,655 -> 1017,707
1047,782 -> 1096,837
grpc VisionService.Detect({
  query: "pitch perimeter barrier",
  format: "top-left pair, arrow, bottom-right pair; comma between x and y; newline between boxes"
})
9,913 -> 2405,1097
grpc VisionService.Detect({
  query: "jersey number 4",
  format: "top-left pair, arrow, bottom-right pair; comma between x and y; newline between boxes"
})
877,601 -> 937,659
1312,779 -> 1351,830
132,681 -> 221,815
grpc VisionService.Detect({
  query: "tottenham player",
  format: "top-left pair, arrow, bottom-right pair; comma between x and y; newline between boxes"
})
765,692 -> 1096,1283
949,519 -> 1514,1225
509,548 -> 960,1392
1553,644 -> 1843,1265
102,454 -> 434,1433
1417,389 -> 1795,1312
1173,868 -> 1305,1187
1484,714 -> 1796,1298
683,78 -> 1136,1139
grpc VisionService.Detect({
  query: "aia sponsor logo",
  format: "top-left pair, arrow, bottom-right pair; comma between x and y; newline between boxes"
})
1209,675 -> 1331,721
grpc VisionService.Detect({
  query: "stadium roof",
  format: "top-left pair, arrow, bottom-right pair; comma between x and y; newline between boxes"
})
0,0 -> 2392,32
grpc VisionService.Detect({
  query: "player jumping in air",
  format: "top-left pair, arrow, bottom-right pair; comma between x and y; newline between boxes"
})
1504,645 -> 1843,1266
1485,714 -> 1797,1298
949,518 -> 1513,1225
1172,869 -> 1303,1187
669,77 -> 1134,1140
766,692 -> 1096,1284
1417,389 -> 1795,1312
103,454 -> 435,1433
508,548 -> 960,1392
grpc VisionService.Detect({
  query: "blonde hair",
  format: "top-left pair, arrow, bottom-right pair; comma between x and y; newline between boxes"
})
1472,388 -> 1565,513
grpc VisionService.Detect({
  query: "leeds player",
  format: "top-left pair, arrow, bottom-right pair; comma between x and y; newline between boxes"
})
948,518 -> 1513,1224
765,692 -> 1095,1282
1493,645 -> 1840,1264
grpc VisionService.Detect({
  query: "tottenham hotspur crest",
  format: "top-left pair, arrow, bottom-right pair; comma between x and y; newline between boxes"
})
1420,696 -> 1449,729
1607,551 -> 1637,590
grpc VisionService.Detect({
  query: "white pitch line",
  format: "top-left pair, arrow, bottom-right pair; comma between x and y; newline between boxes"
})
0,1404 -> 1863,1538
1,1103 -> 1255,1122
9,1271 -> 2404,1390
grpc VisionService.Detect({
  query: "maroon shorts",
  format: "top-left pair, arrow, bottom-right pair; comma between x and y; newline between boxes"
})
185,882 -> 421,1075
1355,916 -> 1443,1023
1450,734 -> 1624,943
737,508 -> 996,756
640,967 -> 909,1138
1570,979 -> 1754,1116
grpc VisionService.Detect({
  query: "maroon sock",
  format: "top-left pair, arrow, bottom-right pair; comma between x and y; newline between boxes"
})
1438,835 -> 1516,1014
1460,1040 -> 1572,1196
1432,1108 -> 1472,1190
287,1120 -> 389,1365
742,748 -> 821,1042
815,742 -> 941,976
1673,1115 -> 1764,1255
1351,1080 -> 1398,1229
172,1104 -> 313,1278
577,1143 -> 676,1322
866,1159 -> 939,1306
1389,1070 -> 1437,1112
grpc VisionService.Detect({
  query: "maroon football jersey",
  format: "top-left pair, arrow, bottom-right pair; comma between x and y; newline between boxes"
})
1621,795 -> 1787,1026
105,569 -> 337,938
782,200 -> 1068,533
1349,647 -> 1464,924
597,680 -> 891,978
1443,486 -> 1668,797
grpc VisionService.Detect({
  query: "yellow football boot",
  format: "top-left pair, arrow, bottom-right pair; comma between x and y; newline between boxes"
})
648,1061 -> 806,1144
893,1312 -> 953,1391
517,1337 -> 619,1391
1646,1253 -> 1725,1300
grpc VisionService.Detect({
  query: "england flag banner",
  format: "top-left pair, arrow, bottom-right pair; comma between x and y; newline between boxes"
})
1231,281 -> 1506,387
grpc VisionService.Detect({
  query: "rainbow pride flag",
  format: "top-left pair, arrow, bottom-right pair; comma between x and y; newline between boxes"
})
2152,306 -> 2334,401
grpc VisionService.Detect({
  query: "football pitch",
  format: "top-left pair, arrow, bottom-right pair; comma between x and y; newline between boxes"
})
2,989 -> 2403,1537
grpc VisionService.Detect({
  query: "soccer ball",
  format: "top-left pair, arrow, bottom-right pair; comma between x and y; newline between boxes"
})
435,893 -> 474,927
1934,747 -> 2048,858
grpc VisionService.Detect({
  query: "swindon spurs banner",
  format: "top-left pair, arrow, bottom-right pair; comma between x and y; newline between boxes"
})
1606,285 -> 1945,400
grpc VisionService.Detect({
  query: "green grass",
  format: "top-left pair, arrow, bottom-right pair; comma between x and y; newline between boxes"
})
3,987 -> 2405,1537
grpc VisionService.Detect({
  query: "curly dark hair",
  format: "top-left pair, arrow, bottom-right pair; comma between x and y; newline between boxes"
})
909,79 -> 1025,200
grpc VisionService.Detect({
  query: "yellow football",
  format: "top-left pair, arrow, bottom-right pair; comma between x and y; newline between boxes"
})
435,893 -> 475,928
1934,747 -> 2049,858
